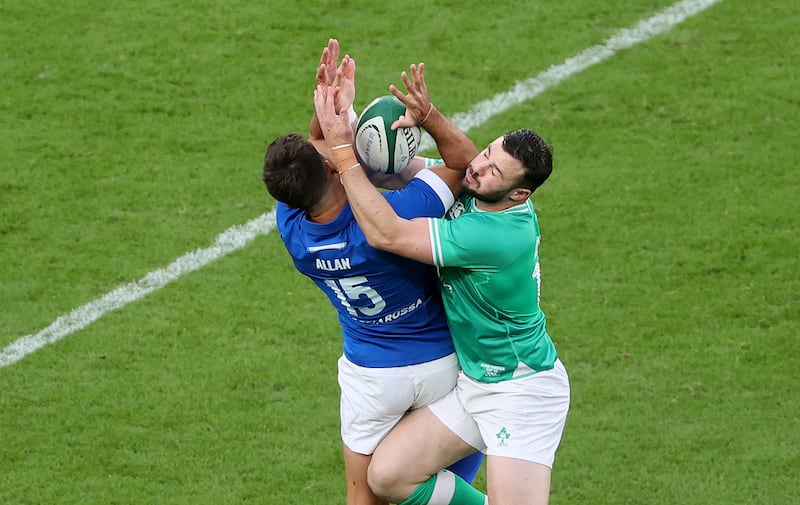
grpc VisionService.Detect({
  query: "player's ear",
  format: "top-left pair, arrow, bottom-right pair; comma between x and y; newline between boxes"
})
509,187 -> 532,202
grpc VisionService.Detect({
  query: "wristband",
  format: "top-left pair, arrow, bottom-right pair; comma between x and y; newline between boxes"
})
419,103 -> 434,125
331,143 -> 352,151
338,162 -> 361,175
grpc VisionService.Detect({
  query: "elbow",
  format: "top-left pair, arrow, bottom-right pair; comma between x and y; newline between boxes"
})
363,229 -> 395,251
362,219 -> 403,252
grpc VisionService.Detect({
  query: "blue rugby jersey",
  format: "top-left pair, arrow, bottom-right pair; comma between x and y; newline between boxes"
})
276,170 -> 455,367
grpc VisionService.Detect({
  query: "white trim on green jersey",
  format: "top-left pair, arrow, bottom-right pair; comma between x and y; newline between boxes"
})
428,195 -> 558,383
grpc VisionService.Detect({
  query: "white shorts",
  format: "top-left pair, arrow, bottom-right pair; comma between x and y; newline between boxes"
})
428,359 -> 570,467
338,353 -> 459,455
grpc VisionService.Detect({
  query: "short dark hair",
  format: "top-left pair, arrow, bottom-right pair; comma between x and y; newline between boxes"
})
263,133 -> 328,210
503,128 -> 553,193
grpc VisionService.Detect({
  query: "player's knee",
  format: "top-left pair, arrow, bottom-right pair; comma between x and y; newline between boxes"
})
366,457 -> 401,501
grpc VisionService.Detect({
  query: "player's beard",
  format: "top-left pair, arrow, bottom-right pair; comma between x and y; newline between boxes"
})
462,168 -> 516,204
461,185 -> 509,204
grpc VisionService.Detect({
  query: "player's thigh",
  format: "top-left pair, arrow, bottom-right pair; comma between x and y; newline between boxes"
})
486,455 -> 551,505
369,406 -> 476,493
342,445 -> 387,505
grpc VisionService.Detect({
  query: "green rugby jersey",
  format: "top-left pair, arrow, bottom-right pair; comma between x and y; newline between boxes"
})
429,195 -> 558,383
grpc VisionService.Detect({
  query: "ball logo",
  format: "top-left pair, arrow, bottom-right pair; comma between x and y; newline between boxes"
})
401,127 -> 418,160
359,122 -> 384,169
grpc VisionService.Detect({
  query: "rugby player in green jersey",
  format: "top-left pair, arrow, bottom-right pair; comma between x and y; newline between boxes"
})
313,61 -> 570,505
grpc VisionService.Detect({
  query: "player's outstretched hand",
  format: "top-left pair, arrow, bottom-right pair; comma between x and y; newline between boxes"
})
315,39 -> 356,123
389,63 -> 433,130
316,38 -> 339,87
334,54 -> 356,113
313,84 -> 354,149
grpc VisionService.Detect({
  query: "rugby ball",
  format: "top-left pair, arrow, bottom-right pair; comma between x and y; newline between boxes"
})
355,95 -> 421,174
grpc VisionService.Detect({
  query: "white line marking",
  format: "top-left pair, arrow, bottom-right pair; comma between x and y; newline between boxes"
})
420,0 -> 720,151
1,0 -> 720,369
0,211 -> 277,368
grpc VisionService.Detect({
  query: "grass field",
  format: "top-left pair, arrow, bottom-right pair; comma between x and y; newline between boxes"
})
1,0 -> 798,503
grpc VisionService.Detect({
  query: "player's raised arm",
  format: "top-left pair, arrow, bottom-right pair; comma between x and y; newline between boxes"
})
389,63 -> 479,195
309,39 -> 339,141
310,39 -> 357,141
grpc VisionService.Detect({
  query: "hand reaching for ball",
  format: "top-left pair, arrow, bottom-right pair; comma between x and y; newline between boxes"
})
313,84 -> 355,153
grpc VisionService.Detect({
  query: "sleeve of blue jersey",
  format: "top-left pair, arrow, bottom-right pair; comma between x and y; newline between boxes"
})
383,170 -> 454,219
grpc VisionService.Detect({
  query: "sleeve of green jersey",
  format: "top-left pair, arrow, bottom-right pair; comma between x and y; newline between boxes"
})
429,213 -> 533,268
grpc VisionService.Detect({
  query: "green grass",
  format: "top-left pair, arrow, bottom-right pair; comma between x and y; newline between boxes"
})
2,0 -> 798,503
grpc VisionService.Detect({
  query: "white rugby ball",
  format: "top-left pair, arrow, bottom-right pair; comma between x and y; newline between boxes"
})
355,95 -> 421,174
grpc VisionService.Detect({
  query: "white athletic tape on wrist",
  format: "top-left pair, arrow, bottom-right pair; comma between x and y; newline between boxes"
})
347,106 -> 357,126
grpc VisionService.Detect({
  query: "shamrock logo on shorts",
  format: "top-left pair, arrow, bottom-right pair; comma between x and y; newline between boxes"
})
496,427 -> 511,447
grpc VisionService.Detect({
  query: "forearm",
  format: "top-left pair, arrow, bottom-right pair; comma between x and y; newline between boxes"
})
422,106 -> 479,170
309,114 -> 323,141
331,149 -> 404,248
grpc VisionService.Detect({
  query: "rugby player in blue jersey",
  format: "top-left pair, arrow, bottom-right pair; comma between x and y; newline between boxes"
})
262,39 -> 483,505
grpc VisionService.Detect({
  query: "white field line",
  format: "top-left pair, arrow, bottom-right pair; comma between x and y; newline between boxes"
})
0,0 -> 720,369
0,211 -> 277,368
420,0 -> 720,151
